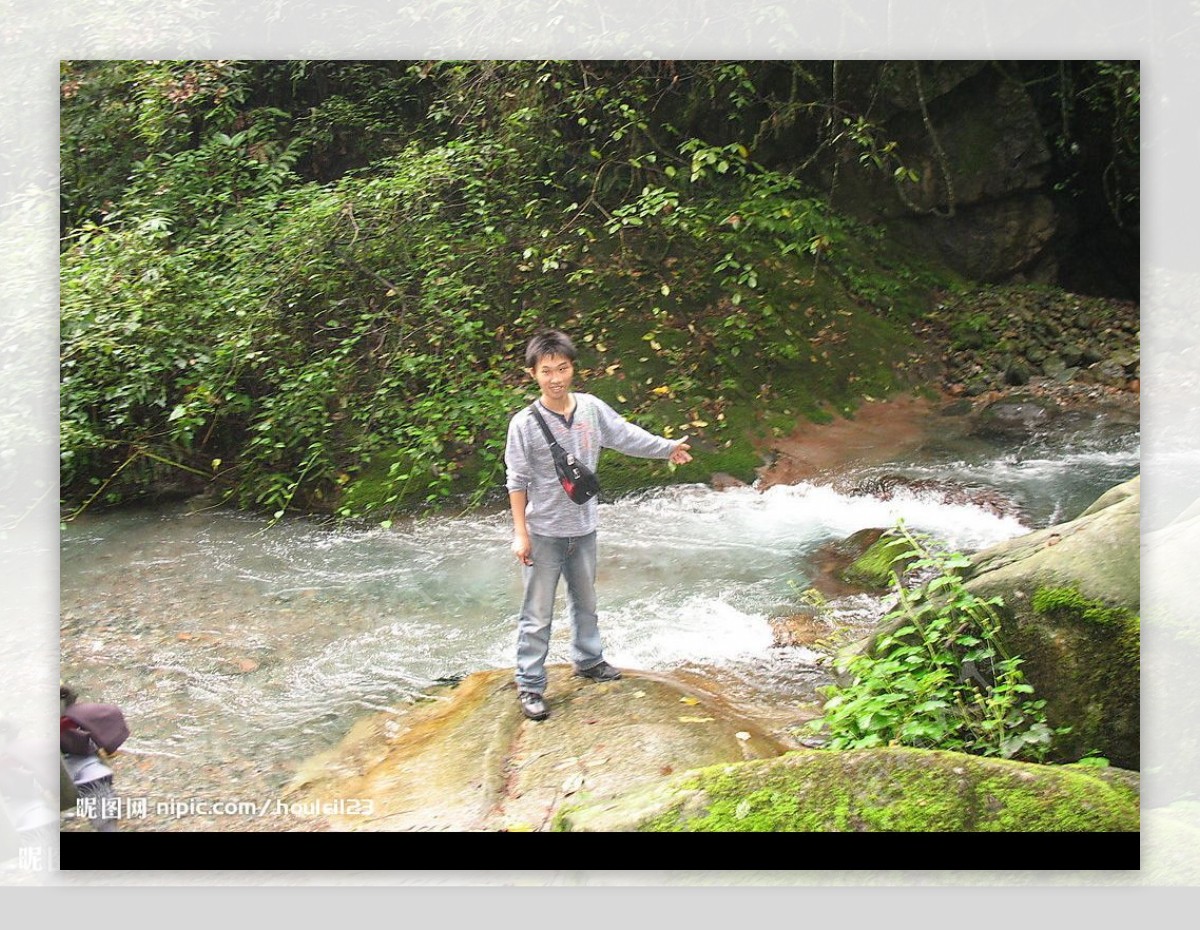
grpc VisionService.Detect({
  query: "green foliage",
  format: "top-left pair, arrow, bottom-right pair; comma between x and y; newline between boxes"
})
62,132 -> 541,517
808,525 -> 1063,761
1047,60 -> 1139,229
59,59 -> 1001,519
61,60 -> 427,231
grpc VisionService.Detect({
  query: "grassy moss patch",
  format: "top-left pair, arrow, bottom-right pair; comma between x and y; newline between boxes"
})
839,532 -> 914,589
578,747 -> 1139,832
1032,586 -> 1138,629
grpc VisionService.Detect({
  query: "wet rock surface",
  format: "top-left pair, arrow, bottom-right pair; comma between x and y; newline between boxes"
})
839,474 -> 1022,519
284,666 -> 790,832
768,609 -> 830,648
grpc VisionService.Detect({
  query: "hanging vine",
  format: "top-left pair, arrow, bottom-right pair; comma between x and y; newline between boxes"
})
894,60 -> 956,218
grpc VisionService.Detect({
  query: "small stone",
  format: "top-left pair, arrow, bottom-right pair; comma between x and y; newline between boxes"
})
1059,344 -> 1084,367
1110,349 -> 1139,370
1005,361 -> 1031,386
1089,359 -> 1128,387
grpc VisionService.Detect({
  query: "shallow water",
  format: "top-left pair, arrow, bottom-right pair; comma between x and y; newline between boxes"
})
58,416 -> 1139,830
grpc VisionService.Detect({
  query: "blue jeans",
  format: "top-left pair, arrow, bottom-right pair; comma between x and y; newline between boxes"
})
515,532 -> 604,694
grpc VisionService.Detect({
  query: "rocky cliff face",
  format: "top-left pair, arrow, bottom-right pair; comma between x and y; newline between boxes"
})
818,62 -> 1134,296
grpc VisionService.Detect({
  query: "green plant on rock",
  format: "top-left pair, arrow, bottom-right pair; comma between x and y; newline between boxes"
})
808,524 -> 1063,761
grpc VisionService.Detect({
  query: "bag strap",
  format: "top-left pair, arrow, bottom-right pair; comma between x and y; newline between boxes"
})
529,403 -> 563,453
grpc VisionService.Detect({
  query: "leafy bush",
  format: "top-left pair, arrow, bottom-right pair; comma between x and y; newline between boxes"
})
808,526 -> 1063,761
61,134 -> 539,516
58,60 -> 949,519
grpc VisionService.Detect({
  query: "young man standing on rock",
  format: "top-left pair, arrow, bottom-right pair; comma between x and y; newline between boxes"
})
504,329 -> 693,720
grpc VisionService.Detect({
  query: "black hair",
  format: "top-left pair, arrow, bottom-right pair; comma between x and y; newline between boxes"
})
61,685 -> 78,708
524,329 -> 577,369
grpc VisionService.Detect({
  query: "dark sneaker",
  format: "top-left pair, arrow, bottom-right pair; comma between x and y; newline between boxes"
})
518,690 -> 549,720
574,660 -> 622,682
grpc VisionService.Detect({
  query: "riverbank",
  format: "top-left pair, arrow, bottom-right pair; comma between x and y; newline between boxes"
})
756,393 -> 944,489
756,377 -> 1138,492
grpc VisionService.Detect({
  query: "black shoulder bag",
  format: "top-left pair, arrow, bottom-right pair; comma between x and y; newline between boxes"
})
529,403 -> 600,504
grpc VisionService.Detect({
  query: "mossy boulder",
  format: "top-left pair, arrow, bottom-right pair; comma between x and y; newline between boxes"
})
961,475 -> 1140,768
839,530 -> 915,589
553,747 -> 1139,832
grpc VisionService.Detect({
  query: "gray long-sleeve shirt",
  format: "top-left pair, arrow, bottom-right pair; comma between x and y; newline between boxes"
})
505,392 -> 677,537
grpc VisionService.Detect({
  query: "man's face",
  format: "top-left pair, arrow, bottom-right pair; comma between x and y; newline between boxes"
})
530,353 -> 574,401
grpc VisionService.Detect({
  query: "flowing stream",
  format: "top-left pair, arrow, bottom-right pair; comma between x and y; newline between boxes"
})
59,411 -> 1138,830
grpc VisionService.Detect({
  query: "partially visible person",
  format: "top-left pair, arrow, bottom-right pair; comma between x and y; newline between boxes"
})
60,685 -> 127,833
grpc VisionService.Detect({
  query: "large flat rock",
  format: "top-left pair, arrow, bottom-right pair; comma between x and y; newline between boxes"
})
284,665 -> 788,831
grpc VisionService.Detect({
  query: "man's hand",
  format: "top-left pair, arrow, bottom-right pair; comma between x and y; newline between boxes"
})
669,440 -> 693,466
512,529 -> 533,566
